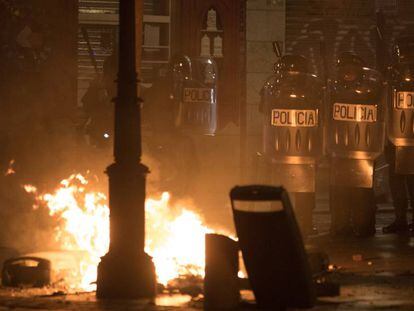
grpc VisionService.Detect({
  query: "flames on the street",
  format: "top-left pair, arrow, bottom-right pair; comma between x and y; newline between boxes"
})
145,192 -> 212,285
4,159 -> 15,176
25,174 -> 215,292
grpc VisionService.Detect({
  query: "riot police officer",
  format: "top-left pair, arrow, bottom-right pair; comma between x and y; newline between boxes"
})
383,36 -> 414,234
81,75 -> 113,149
144,54 -> 218,196
171,55 -> 218,136
327,52 -> 385,237
260,54 -> 324,236
80,51 -> 117,149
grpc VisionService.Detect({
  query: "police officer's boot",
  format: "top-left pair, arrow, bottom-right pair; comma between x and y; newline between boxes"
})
383,220 -> 408,233
409,210 -> 414,232
352,188 -> 376,237
330,186 -> 352,237
383,201 -> 408,234
295,192 -> 317,238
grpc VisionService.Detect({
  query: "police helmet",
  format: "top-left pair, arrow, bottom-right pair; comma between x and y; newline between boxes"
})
393,36 -> 414,63
336,52 -> 365,82
274,55 -> 310,74
169,54 -> 192,81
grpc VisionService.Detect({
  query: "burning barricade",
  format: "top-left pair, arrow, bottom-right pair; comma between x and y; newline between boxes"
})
1,173 -> 221,293
0,174 -> 337,310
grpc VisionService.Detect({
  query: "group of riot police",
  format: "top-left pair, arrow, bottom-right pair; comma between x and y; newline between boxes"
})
81,32 -> 414,239
383,36 -> 414,234
144,55 -> 217,195
141,42 -> 414,238
260,36 -> 414,238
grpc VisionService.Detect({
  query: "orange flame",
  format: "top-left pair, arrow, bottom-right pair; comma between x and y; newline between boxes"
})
25,174 -> 218,292
5,159 -> 15,176
146,192 -> 212,285
23,184 -> 37,193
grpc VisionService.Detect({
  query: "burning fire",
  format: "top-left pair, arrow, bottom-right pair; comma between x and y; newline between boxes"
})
25,174 -> 216,292
146,193 -> 211,285
5,159 -> 15,176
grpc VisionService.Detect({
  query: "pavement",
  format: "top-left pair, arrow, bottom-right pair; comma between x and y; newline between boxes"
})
307,201 -> 414,310
0,202 -> 414,310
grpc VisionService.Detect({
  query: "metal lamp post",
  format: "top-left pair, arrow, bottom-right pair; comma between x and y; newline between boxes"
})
96,0 -> 156,299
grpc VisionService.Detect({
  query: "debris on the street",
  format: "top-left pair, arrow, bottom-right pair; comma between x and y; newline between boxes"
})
352,254 -> 363,262
307,248 -> 330,275
165,275 -> 203,297
328,264 -> 341,272
38,291 -> 66,297
315,279 -> 340,297
2,257 -> 51,288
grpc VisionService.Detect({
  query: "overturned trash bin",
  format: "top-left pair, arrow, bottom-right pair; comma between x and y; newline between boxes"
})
2,257 -> 51,287
230,185 -> 315,310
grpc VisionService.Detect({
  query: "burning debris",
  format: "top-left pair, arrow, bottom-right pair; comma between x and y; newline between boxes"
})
146,192 -> 213,286
1,176 -> 342,308
4,160 -> 15,176
19,174 -> 109,291
18,173 -> 222,293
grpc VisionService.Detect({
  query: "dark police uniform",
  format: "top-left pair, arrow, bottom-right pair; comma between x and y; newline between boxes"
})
383,144 -> 414,233
383,36 -> 414,234
260,55 -> 324,236
327,52 -> 385,237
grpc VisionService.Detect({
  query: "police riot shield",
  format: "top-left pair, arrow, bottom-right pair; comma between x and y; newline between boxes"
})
327,62 -> 385,188
173,56 -> 218,136
387,36 -> 414,174
261,55 -> 323,193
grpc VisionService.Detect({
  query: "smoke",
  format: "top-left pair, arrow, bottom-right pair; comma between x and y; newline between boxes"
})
0,119 -> 204,254
0,173 -> 57,252
0,3 -> 238,254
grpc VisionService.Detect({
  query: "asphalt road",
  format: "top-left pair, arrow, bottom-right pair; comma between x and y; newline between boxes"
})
0,204 -> 414,310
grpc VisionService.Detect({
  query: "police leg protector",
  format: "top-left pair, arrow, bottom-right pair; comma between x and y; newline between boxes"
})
329,186 -> 352,235
406,175 -> 414,223
389,167 -> 409,223
293,192 -> 315,237
351,187 -> 376,237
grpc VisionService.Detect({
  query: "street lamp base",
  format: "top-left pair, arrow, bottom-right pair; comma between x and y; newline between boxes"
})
96,251 -> 156,299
